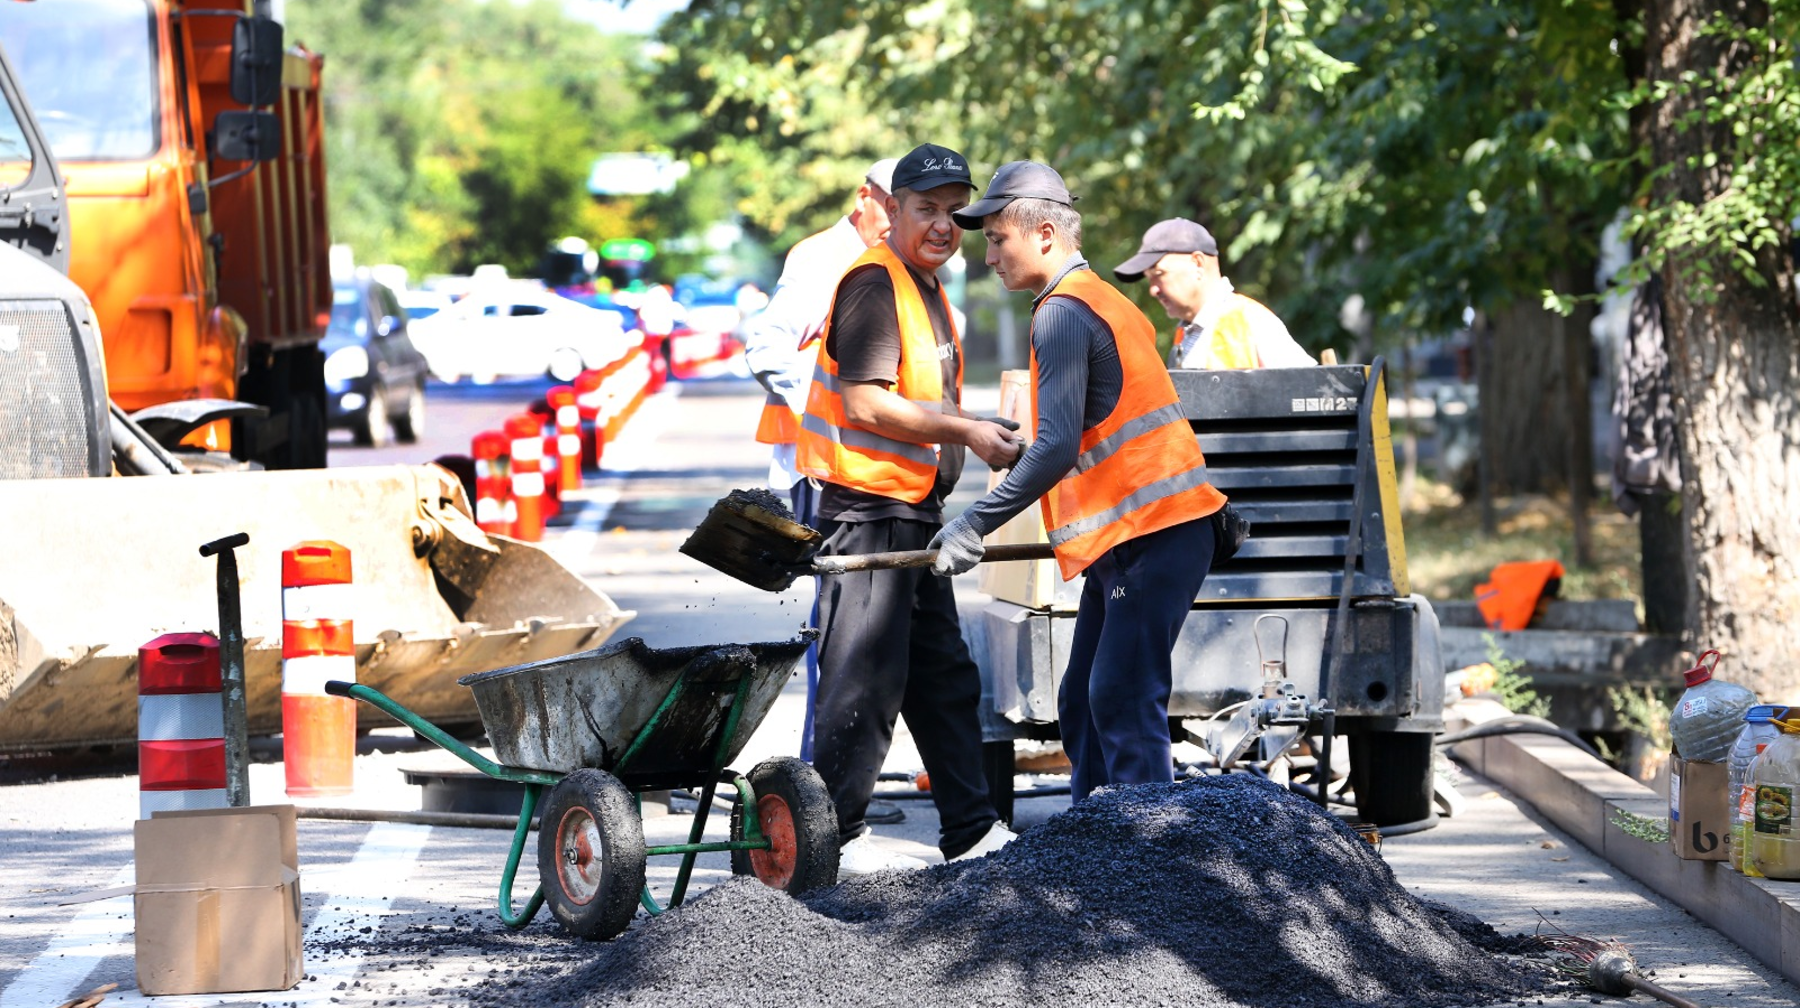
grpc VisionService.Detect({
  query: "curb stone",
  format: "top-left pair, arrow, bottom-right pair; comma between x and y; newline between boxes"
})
1447,698 -> 1800,987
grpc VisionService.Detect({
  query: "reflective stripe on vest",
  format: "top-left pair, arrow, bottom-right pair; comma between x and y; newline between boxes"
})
1033,269 -> 1227,579
795,244 -> 961,503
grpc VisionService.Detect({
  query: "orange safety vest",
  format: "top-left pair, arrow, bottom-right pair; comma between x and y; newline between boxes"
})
755,390 -> 802,444
1034,269 -> 1227,579
796,244 -> 961,503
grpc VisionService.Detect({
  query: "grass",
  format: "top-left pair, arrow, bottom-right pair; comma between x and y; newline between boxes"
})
1400,478 -> 1642,609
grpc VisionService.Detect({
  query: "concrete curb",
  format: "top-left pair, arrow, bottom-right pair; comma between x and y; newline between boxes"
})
1448,701 -> 1800,986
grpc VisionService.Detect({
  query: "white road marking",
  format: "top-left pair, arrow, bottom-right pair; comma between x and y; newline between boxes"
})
2,823 -> 432,1008
551,383 -> 683,565
0,865 -> 134,1008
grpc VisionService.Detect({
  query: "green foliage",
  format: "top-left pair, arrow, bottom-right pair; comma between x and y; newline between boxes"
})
1609,807 -> 1670,844
285,0 -> 672,276
650,0 -> 1645,348
1484,633 -> 1552,719
1608,684 -> 1673,751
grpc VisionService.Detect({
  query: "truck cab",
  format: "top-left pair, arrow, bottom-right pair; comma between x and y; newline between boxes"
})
0,0 -> 331,469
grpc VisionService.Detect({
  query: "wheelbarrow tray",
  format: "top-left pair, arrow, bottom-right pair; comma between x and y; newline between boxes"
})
457,635 -> 810,786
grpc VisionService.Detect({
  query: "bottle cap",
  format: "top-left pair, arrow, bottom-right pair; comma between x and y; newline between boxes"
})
1682,649 -> 1722,687
1747,705 -> 1786,722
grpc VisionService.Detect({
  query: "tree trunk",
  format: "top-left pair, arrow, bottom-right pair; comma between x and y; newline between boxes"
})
1645,0 -> 1800,698
1479,266 -> 1598,513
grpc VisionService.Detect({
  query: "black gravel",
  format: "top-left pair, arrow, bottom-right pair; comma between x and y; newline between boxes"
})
448,776 -> 1547,1008
727,485 -> 796,521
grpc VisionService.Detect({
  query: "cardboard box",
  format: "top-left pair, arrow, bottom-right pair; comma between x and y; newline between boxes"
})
134,804 -> 303,995
1669,758 -> 1729,860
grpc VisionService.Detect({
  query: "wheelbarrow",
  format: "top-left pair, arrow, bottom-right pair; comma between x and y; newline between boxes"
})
324,634 -> 837,941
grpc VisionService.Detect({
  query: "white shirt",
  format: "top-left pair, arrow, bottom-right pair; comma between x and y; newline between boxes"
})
1171,276 -> 1316,370
741,217 -> 871,489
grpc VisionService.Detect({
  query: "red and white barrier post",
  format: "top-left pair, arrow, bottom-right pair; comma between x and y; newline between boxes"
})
505,412 -> 547,542
281,541 -> 357,797
138,633 -> 228,818
472,430 -> 514,535
547,384 -> 582,494
574,368 -> 606,472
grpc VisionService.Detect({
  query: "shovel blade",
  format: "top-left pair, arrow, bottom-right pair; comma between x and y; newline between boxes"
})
680,490 -> 823,592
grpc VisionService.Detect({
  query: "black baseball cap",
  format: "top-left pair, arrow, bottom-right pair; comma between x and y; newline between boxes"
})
952,160 -> 1076,229
1113,218 -> 1220,282
889,143 -> 974,194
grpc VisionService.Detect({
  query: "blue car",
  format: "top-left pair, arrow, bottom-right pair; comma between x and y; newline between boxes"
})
323,276 -> 431,446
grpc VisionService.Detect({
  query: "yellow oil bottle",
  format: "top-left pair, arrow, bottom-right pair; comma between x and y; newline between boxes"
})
1748,716 -> 1800,880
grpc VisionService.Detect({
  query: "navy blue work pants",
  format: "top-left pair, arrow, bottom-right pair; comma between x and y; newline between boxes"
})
790,479 -> 821,762
1059,517 -> 1216,802
810,516 -> 996,858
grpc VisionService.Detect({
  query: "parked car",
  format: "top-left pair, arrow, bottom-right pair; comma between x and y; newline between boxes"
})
396,287 -> 453,322
323,276 -> 431,446
407,285 -> 637,383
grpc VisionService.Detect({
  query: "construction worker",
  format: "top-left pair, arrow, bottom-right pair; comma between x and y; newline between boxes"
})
939,162 -> 1229,802
1113,217 -> 1314,369
797,142 -> 1023,874
741,157 -> 898,795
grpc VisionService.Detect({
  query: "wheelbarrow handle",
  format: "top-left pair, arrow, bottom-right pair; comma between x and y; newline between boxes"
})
323,680 -> 559,786
809,542 -> 1054,575
325,679 -> 355,698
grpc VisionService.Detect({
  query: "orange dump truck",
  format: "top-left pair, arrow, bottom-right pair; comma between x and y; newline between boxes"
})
0,0 -> 331,468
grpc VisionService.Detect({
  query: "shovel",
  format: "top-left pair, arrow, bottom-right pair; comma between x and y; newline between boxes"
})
680,488 -> 1055,592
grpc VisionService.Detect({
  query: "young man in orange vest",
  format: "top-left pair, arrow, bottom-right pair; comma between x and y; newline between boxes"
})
741,157 -> 899,792
797,143 -> 1025,875
939,162 -> 1230,801
1113,217 -> 1314,369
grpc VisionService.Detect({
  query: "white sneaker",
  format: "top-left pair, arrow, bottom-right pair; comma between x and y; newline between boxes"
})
949,821 -> 1017,862
837,833 -> 929,876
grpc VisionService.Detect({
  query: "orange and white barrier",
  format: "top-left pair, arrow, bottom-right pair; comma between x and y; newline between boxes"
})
666,326 -> 740,379
471,430 -> 514,535
138,632 -> 228,818
505,412 -> 547,542
573,369 -> 607,470
547,385 -> 582,494
282,541 -> 356,797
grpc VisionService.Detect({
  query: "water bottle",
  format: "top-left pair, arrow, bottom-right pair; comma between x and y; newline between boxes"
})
1748,716 -> 1800,880
1668,650 -> 1757,762
1728,705 -> 1786,873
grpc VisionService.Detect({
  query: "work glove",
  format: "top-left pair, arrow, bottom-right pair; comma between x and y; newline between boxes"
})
977,416 -> 1026,471
929,513 -> 985,577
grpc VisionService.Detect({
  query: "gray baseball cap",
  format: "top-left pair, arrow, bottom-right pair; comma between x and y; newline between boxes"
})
1113,218 -> 1220,282
952,160 -> 1075,229
864,157 -> 899,193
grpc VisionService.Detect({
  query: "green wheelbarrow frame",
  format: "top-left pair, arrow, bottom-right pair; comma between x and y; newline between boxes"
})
325,674 -> 772,926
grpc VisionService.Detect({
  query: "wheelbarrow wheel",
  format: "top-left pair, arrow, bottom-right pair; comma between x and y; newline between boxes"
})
729,757 -> 839,893
537,769 -> 646,940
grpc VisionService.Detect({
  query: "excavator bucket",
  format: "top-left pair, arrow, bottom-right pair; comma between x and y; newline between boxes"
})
0,464 -> 634,750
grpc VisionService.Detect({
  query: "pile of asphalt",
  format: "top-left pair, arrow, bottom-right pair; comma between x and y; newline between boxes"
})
451,775 -> 1546,1008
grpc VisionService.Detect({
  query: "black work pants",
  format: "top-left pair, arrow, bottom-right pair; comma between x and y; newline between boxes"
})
1060,517 -> 1216,801
811,515 -> 996,858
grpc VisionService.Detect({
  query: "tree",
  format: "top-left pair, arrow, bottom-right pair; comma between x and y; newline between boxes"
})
286,0 -> 671,276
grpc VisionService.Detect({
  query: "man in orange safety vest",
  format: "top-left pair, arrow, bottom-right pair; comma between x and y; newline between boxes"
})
941,163 -> 1230,802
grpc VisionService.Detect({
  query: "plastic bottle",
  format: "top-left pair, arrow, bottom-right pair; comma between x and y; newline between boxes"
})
1729,705 -> 1786,874
1667,650 -> 1757,762
1749,717 -> 1800,880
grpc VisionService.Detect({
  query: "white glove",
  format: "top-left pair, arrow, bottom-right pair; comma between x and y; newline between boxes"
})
929,513 -> 985,577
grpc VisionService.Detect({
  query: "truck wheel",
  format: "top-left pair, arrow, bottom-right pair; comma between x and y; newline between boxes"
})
393,383 -> 426,443
355,387 -> 393,447
1347,730 -> 1438,828
537,769 -> 645,940
729,757 -> 838,893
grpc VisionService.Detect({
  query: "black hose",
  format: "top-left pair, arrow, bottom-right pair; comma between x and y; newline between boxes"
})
1435,717 -> 1603,760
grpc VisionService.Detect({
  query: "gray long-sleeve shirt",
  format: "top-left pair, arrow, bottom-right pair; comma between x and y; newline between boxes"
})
961,254 -> 1124,537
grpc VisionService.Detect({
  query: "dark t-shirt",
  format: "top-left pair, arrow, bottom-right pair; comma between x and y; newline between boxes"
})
818,260 -> 963,522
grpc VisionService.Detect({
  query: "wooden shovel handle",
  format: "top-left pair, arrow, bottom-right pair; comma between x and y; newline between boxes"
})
810,542 -> 1055,574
